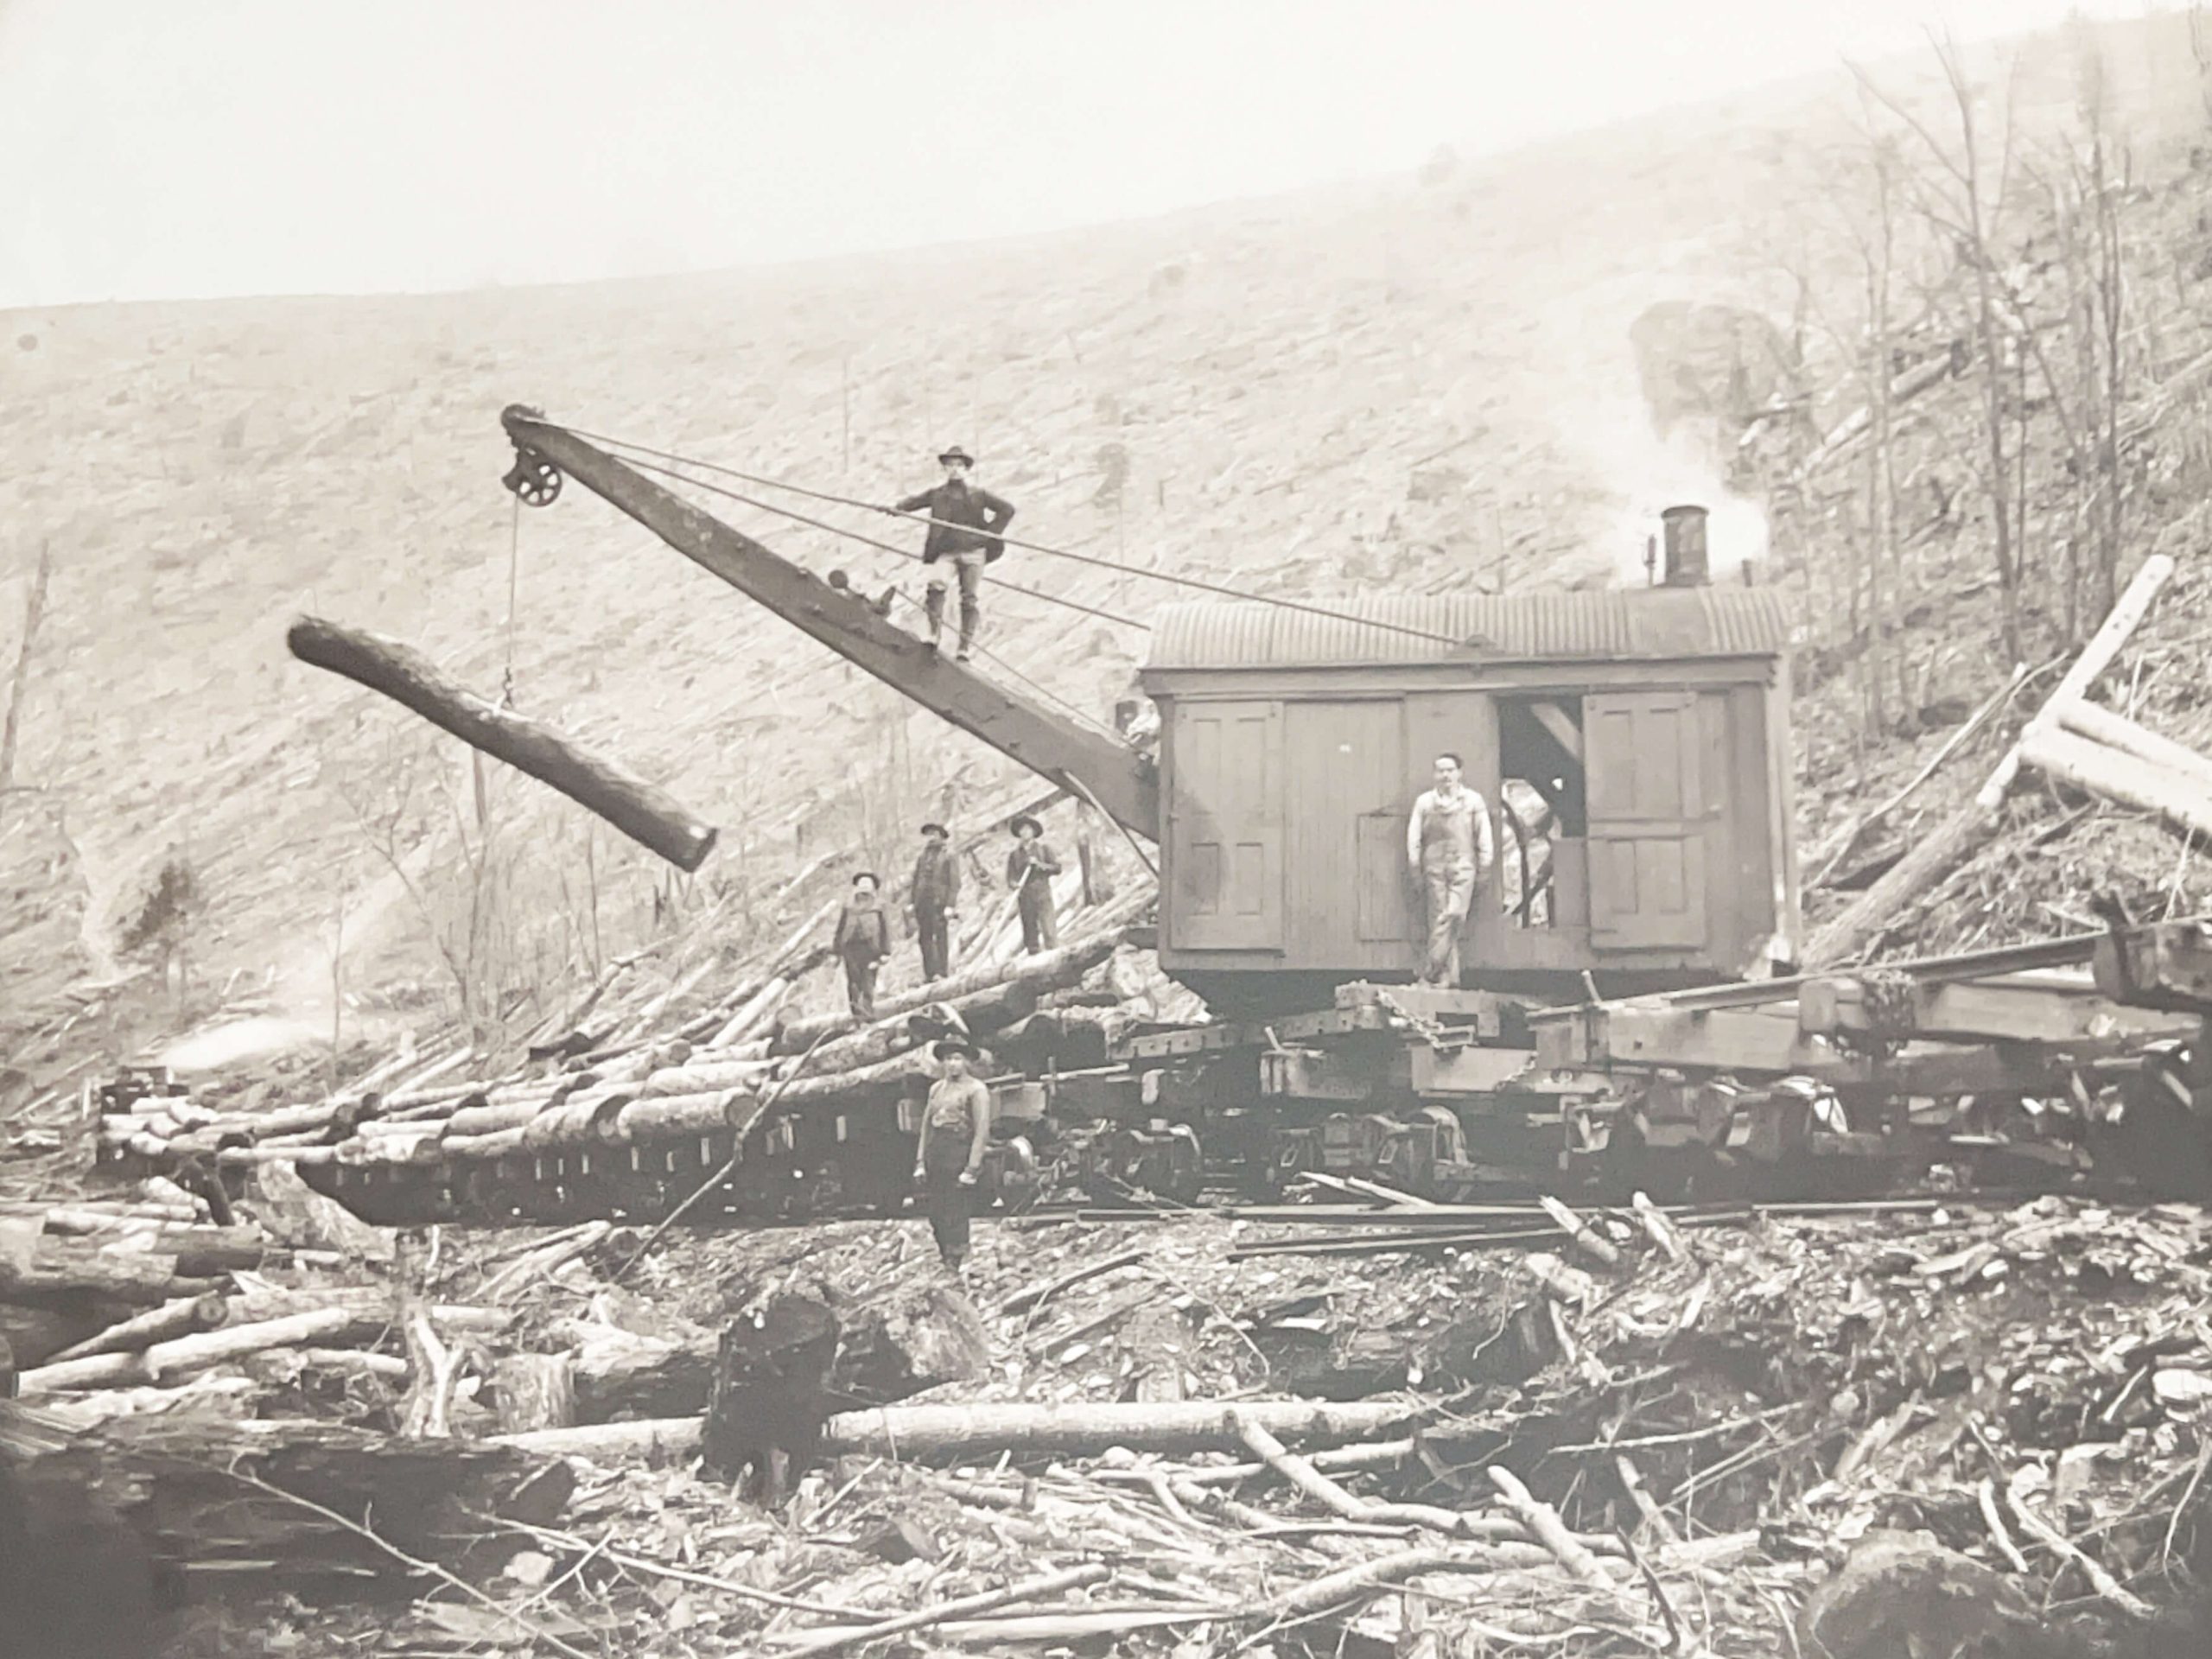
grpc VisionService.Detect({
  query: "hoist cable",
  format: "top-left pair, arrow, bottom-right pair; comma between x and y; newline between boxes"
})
608,449 -> 1149,632
500,493 -> 523,709
555,422 -> 1471,649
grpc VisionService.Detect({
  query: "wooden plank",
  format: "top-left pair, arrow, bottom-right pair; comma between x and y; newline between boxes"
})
1528,700 -> 1583,761
1797,976 -> 2195,1044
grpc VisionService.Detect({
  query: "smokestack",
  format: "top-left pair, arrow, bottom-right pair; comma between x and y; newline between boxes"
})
1660,505 -> 1709,588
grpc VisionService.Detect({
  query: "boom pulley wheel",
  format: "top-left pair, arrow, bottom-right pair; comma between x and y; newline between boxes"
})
503,446 -> 563,507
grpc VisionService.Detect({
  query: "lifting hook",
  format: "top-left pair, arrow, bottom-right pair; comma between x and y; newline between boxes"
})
503,444 -> 563,507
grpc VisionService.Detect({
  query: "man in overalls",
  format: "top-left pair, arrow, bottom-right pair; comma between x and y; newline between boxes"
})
1405,752 -> 1495,987
832,871 -> 892,1019
912,1039 -> 992,1270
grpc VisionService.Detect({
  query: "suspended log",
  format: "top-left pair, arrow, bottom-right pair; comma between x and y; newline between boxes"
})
821,1397 -> 1427,1459
772,919 -> 1138,1054
288,613 -> 719,872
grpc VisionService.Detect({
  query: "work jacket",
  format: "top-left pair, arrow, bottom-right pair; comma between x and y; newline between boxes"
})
911,842 -> 961,913
895,480 -> 1016,563
834,897 -> 891,961
1007,840 -> 1061,893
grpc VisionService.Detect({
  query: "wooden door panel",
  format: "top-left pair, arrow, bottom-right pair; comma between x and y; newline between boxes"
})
1585,692 -> 1711,950
1171,701 -> 1283,950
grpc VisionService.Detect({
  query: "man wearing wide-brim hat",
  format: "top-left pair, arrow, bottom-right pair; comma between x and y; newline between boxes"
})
1006,813 -> 1062,956
908,820 -> 961,983
912,1038 -> 992,1270
881,446 -> 1016,663
832,870 -> 893,1020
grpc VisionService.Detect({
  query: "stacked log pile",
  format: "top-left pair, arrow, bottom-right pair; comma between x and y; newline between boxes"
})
100,881 -> 1161,1210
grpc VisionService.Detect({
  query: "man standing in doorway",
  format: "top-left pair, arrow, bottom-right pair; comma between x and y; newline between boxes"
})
912,1039 -> 992,1271
833,870 -> 892,1020
884,447 -> 1017,662
910,820 -> 961,983
1406,753 -> 1495,988
1007,813 -> 1061,955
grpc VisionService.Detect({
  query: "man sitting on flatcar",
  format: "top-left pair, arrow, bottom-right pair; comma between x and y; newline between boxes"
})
1406,752 -> 1495,987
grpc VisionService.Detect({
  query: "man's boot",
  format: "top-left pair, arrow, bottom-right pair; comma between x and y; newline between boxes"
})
957,597 -> 980,663
924,582 -> 946,651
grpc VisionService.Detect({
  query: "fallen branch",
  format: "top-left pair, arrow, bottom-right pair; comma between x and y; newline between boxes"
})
774,1562 -> 1112,1656
1486,1466 -> 1613,1589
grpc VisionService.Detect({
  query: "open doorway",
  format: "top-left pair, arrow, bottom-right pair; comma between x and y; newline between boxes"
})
1496,696 -> 1586,930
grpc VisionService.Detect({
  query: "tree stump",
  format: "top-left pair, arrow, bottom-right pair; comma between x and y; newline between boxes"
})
493,1354 -> 577,1434
701,1295 -> 839,1507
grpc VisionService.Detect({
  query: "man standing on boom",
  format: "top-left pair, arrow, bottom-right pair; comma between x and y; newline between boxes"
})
883,446 -> 1016,663
1407,753 -> 1494,988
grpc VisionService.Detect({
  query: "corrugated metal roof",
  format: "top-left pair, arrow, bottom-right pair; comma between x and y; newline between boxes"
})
1144,588 -> 1797,671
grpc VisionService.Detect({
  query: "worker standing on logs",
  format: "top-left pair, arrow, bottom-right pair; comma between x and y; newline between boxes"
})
833,871 -> 893,1020
912,1039 -> 992,1271
1007,813 -> 1062,955
910,821 -> 961,982
1406,752 -> 1494,987
881,446 -> 1016,662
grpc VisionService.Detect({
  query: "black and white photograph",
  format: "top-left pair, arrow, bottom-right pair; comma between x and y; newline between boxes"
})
11,1 -> 2212,1653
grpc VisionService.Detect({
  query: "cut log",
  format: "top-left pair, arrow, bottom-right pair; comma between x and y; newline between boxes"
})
289,613 -> 719,872
821,1396 -> 1426,1459
1807,556 -> 2173,969
246,1159 -> 394,1262
2055,698 -> 2212,796
493,1353 -> 578,1434
772,923 -> 1136,1054
5,1413 -> 575,1593
2019,726 -> 2212,840
702,1295 -> 840,1504
0,1239 -> 212,1306
569,1326 -> 716,1424
43,1293 -> 229,1365
1975,554 -> 2175,811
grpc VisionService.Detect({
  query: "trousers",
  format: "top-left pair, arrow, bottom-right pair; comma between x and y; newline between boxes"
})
1421,858 -> 1474,985
925,552 -> 986,652
916,904 -> 952,981
1018,880 -> 1058,954
923,1137 -> 974,1264
842,949 -> 880,1019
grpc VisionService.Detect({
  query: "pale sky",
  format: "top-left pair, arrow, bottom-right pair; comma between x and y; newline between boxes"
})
0,0 -> 2151,309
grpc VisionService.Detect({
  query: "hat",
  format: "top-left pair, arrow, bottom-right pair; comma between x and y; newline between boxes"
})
1009,813 -> 1042,838
851,870 -> 880,887
931,1038 -> 979,1062
938,446 -> 975,467
920,821 -> 949,839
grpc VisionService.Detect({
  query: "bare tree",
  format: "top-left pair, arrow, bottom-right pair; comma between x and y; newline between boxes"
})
1853,31 -> 2030,663
0,543 -> 53,792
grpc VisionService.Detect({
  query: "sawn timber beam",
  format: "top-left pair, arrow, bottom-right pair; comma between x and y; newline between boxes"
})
501,408 -> 1160,842
1796,974 -> 2196,1045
